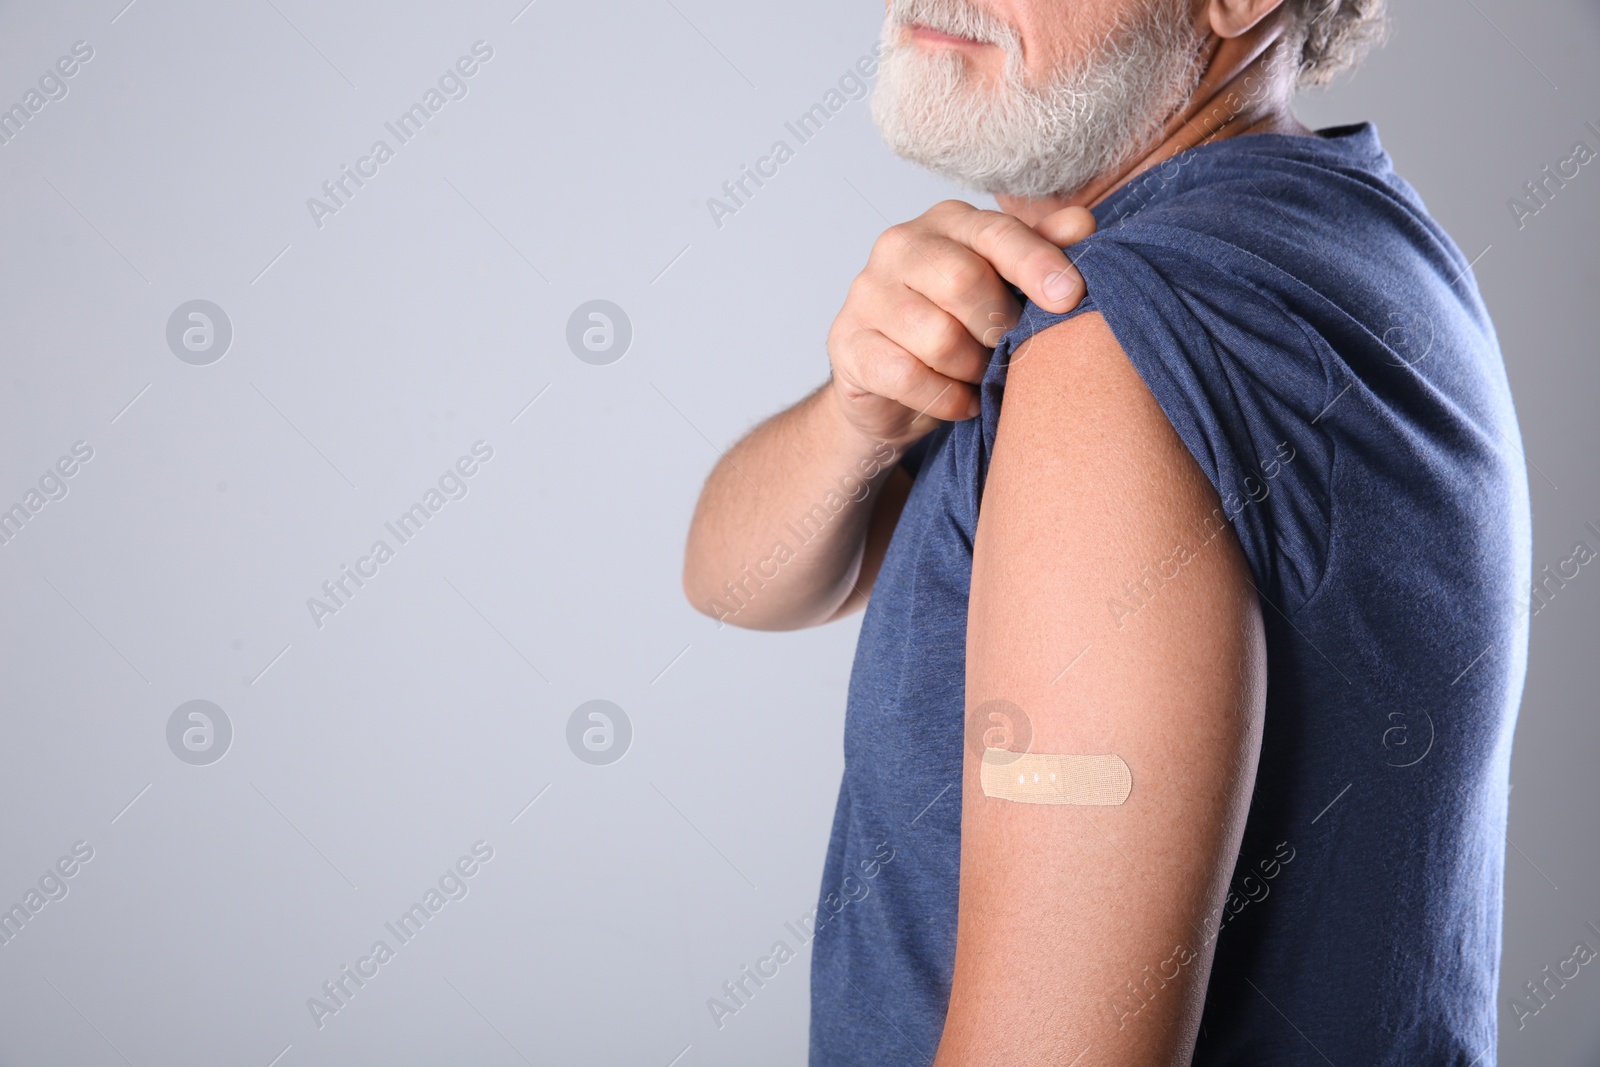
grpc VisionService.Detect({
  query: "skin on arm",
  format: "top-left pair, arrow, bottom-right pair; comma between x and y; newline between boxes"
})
935,312 -> 1266,1065
680,383 -> 910,632
681,204 -> 1096,631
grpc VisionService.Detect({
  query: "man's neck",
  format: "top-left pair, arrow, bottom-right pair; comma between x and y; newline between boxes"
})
996,14 -> 1312,226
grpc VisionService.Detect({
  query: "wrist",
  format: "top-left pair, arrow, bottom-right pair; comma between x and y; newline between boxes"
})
820,377 -> 926,459
812,381 -> 909,481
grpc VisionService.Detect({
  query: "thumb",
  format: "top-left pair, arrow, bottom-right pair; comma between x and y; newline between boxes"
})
1034,205 -> 1096,249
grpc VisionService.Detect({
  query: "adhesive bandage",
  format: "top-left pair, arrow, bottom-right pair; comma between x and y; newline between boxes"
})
980,747 -> 1132,805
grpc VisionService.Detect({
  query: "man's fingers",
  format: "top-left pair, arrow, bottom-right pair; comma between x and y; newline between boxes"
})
950,206 -> 1086,314
1034,205 -> 1097,249
827,200 -> 1095,449
846,329 -> 980,422
886,235 -> 1021,348
882,287 -> 993,383
963,293 -> 1023,349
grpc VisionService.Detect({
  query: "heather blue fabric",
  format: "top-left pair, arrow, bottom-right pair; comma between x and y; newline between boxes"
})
808,124 -> 1531,1066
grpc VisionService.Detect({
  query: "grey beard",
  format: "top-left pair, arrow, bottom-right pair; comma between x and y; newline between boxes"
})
870,0 -> 1205,199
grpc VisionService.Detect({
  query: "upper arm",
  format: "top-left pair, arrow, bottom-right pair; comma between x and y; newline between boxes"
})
936,312 -> 1266,1065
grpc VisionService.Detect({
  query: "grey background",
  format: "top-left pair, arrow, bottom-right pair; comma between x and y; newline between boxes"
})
0,0 -> 1593,1064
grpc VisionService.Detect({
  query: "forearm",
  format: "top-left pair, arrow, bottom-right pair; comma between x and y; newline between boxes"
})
682,381 -> 905,630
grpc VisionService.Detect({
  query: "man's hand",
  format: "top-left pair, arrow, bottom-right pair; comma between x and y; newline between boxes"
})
681,200 -> 1096,631
825,200 -> 1097,446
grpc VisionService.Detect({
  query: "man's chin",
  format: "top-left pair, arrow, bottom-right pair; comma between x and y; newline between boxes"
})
872,101 -> 1102,201
870,57 -> 1086,198
871,0 -> 1204,203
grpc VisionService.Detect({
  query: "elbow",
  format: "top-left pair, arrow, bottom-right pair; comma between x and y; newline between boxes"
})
681,558 -> 812,632
680,522 -> 719,616
681,554 -> 717,619
681,565 -> 719,622
682,556 -> 747,628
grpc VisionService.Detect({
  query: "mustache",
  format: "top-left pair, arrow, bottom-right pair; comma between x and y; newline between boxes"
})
885,0 -> 1017,46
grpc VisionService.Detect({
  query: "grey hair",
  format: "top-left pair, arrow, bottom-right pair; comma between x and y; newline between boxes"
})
1287,0 -> 1390,87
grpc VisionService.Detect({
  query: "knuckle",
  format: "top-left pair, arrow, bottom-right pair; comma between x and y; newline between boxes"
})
825,316 -> 854,354
876,350 -> 920,397
844,274 -> 892,323
901,300 -> 956,354
927,312 -> 969,354
973,210 -> 1022,248
940,254 -> 989,298
872,223 -> 910,258
827,324 -> 864,370
928,199 -> 973,223
894,294 -> 936,337
844,271 -> 876,307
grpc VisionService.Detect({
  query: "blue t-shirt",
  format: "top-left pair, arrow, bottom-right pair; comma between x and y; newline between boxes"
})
809,124 -> 1531,1066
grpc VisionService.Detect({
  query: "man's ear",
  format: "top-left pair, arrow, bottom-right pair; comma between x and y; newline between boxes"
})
1205,0 -> 1287,38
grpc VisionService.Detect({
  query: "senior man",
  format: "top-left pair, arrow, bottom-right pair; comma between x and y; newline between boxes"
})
681,0 -> 1530,1062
